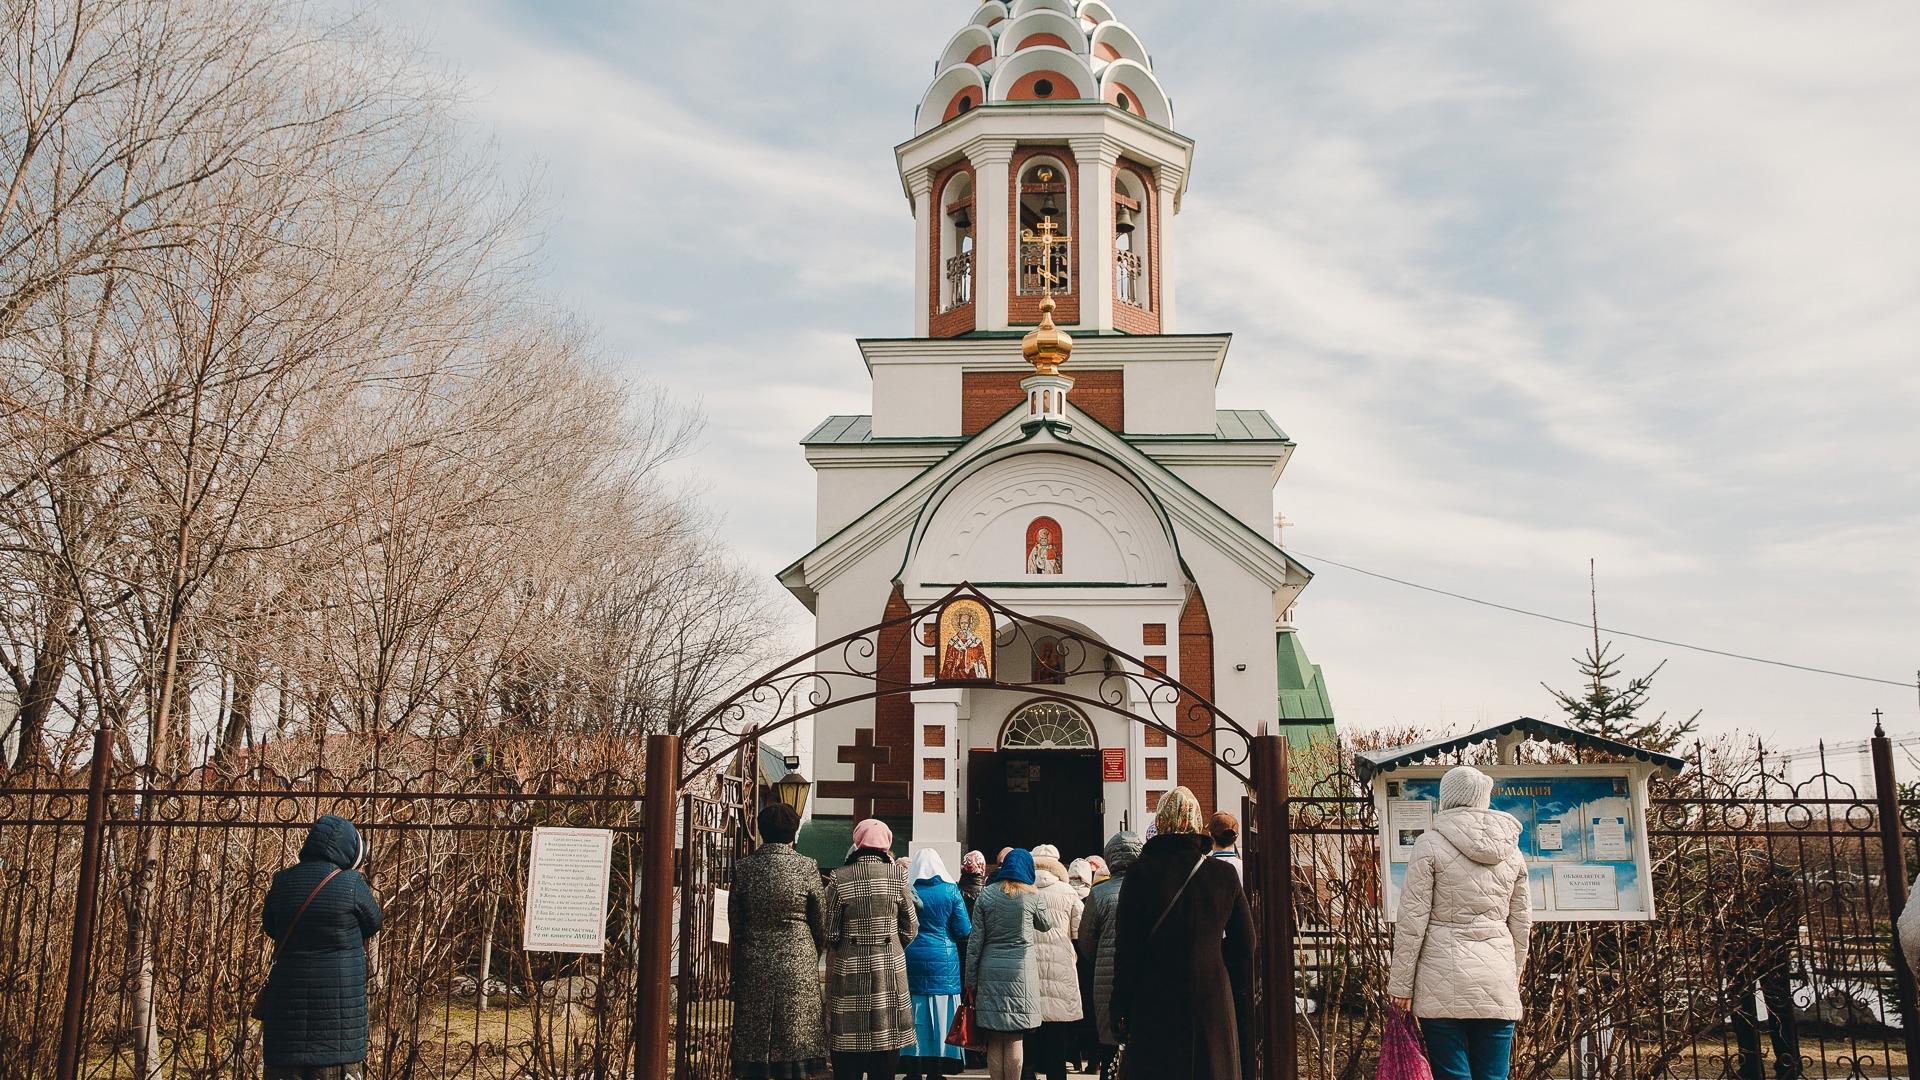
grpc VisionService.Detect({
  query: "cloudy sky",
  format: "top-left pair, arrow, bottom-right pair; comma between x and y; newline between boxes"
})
376,0 -> 1919,747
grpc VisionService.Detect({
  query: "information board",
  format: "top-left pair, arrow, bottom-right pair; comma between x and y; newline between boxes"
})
523,827 -> 615,952
1376,766 -> 1655,922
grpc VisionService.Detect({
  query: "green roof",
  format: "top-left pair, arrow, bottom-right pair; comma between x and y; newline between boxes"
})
1275,629 -> 1337,748
1353,717 -> 1688,783
801,410 -> 1290,447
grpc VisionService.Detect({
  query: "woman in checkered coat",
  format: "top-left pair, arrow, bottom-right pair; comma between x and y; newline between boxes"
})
825,818 -> 920,1079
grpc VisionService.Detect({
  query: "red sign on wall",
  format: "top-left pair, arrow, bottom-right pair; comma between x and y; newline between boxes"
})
1102,747 -> 1127,783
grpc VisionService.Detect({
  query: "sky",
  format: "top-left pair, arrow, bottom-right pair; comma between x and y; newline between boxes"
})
373,0 -> 1920,749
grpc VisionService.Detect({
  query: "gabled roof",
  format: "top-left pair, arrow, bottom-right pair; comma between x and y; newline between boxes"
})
799,410 -> 1291,447
1275,630 -> 1335,724
1353,716 -> 1688,783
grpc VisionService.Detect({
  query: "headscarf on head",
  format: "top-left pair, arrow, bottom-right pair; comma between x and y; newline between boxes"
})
911,847 -> 955,883
1154,786 -> 1207,836
989,848 -> 1037,886
1067,857 -> 1093,897
852,817 -> 893,852
961,850 -> 987,877
1439,765 -> 1495,811
1085,855 -> 1108,882
996,847 -> 1013,863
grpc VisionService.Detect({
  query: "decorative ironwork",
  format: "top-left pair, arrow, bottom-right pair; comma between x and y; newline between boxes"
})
944,248 -> 973,310
1001,700 -> 1096,749
1115,248 -> 1146,308
681,584 -> 1255,787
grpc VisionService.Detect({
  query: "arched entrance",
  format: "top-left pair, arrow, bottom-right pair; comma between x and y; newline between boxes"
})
972,699 -> 1103,857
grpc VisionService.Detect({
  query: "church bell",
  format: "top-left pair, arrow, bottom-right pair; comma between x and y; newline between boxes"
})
1115,204 -> 1137,235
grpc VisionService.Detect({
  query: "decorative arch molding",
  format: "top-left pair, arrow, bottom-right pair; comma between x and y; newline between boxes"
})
1099,59 -> 1171,128
938,25 -> 996,72
918,65 -> 991,135
1001,699 -> 1098,749
1077,1 -> 1117,26
973,1 -> 1009,28
989,47 -> 1097,102
1010,0 -> 1078,18
1089,22 -> 1150,70
904,449 -> 1181,587
997,10 -> 1089,57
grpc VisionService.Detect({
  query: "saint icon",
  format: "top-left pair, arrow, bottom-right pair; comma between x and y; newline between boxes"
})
1025,517 -> 1063,575
937,600 -> 992,681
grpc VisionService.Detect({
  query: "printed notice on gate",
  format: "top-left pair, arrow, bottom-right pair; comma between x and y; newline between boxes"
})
524,827 -> 614,953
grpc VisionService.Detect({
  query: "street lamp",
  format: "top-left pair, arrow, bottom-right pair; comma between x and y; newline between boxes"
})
774,768 -> 812,819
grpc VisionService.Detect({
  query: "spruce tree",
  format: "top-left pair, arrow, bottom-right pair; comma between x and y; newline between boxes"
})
1543,561 -> 1701,753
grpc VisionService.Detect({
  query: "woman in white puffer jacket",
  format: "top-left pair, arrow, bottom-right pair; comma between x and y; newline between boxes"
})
1387,766 -> 1531,1080
1028,844 -> 1083,1080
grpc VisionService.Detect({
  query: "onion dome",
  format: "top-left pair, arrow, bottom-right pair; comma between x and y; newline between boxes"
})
915,0 -> 1174,135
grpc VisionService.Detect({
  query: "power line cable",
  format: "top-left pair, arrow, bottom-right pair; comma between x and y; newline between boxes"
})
1288,549 -> 1918,691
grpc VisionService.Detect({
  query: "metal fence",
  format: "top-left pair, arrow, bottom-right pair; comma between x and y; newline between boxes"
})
0,740 -> 658,1080
1280,734 -> 1920,1080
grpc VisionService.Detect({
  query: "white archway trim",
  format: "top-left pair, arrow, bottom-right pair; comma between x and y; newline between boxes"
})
1002,700 -> 1098,749
1099,59 -> 1172,128
938,25 -> 996,71
1077,1 -> 1117,26
996,9 -> 1090,57
989,46 -> 1097,102
1090,21 -> 1150,69
907,451 -> 1181,586
917,64 -> 990,135
974,2 -> 1009,28
1009,0 -> 1078,18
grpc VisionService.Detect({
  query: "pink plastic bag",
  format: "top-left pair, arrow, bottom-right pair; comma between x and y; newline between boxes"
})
1377,1007 -> 1433,1080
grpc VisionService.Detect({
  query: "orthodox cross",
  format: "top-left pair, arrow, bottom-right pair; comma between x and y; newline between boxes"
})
815,727 -> 909,820
1020,214 -> 1072,297
1273,511 -> 1295,548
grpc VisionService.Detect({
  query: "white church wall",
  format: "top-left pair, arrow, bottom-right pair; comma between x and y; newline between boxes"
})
816,464 -> 929,542
1167,461 -> 1280,535
808,528 -> 912,815
1121,358 -> 1217,434
873,362 -> 962,438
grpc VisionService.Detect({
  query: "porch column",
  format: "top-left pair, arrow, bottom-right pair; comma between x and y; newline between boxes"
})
910,167 -> 934,337
911,690 -> 963,870
969,138 -> 1016,331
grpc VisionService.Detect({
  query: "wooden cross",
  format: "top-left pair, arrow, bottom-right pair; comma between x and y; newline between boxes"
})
816,727 -> 909,820
1020,215 -> 1072,297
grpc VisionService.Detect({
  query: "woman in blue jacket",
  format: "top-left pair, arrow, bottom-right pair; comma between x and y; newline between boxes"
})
902,848 -> 972,1079
259,815 -> 384,1079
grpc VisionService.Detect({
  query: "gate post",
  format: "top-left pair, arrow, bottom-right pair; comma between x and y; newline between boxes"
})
635,734 -> 681,1079
1252,733 -> 1296,1080
55,720 -> 112,1080
1870,717 -> 1920,1067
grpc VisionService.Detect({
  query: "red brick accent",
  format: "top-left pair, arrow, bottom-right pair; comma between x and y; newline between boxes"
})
1016,32 -> 1073,51
1145,727 -> 1168,747
1142,623 -> 1166,646
1143,655 -> 1167,675
924,791 -> 946,814
924,757 -> 946,781
875,586 -> 914,819
1113,160 -> 1162,335
1147,758 -> 1169,781
929,160 -> 977,339
922,655 -> 936,679
961,368 -> 1122,434
924,724 -> 946,748
1176,584 -> 1217,813
1009,146 -> 1080,327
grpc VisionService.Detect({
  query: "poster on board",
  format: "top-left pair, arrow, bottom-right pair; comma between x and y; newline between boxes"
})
523,827 -> 615,952
1376,766 -> 1655,922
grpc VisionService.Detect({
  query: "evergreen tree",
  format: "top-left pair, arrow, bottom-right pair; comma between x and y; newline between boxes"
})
1543,562 -> 1700,753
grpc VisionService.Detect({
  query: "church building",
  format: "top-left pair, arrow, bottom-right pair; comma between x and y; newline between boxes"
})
782,0 -> 1335,868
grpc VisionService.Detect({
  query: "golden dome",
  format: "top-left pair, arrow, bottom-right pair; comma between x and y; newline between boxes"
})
1022,295 -> 1073,376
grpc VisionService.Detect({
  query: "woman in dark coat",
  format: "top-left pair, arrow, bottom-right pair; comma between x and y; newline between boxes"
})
730,803 -> 829,1079
260,815 -> 383,1079
1110,788 -> 1253,1080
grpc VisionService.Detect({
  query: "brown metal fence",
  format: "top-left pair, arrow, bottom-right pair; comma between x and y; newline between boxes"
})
0,740 -> 658,1080
1278,732 -> 1920,1080
673,772 -> 753,1080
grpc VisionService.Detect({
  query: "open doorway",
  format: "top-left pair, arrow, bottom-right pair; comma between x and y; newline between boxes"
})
968,749 -> 1103,860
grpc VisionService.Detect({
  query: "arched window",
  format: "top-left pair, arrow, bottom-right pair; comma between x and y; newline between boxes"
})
940,172 -> 975,311
1001,700 -> 1096,749
1114,168 -> 1150,310
1017,159 -> 1072,295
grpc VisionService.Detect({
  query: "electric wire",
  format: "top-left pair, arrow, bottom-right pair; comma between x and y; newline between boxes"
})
1287,549 -> 1917,691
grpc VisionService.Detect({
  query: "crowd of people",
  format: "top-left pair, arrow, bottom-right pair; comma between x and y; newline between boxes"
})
727,788 -> 1255,1080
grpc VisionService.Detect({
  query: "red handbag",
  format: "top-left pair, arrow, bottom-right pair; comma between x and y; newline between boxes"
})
946,993 -> 983,1051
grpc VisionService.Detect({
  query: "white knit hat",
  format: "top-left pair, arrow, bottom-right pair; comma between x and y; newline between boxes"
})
1438,765 -> 1494,810
1032,843 -> 1061,860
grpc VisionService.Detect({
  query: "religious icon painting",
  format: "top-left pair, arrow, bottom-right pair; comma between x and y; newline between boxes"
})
936,598 -> 993,682
1025,516 -> 1063,575
1032,636 -> 1068,684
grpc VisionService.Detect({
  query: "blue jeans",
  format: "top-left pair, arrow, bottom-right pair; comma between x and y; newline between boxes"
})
1420,1019 -> 1515,1080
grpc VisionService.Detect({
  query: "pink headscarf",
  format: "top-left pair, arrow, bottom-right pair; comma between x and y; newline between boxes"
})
852,817 -> 893,852
961,850 -> 987,876
1086,855 -> 1108,880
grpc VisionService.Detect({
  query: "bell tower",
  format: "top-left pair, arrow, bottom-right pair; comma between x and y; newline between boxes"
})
900,0 -> 1192,338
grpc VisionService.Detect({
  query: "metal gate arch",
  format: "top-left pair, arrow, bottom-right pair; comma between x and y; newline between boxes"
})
635,583 -> 1300,1079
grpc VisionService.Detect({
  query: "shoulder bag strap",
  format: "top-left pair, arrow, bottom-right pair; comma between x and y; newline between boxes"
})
1149,853 -> 1209,939
269,867 -> 343,969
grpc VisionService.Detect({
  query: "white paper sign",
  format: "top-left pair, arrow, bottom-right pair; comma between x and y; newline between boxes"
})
1553,864 -> 1620,911
523,827 -> 614,953
1590,817 -> 1629,861
712,887 -> 731,946
1387,799 -> 1433,864
1535,821 -> 1563,852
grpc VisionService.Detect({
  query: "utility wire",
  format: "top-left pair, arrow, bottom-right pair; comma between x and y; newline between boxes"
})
1288,549 -> 1918,691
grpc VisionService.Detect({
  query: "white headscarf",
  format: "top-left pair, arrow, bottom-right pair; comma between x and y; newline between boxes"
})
910,847 -> 955,883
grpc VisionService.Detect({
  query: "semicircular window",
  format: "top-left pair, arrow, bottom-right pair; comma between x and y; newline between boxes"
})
1002,701 -> 1096,750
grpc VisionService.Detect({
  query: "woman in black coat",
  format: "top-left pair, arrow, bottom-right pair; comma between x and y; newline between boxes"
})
1110,788 -> 1253,1080
260,814 -> 384,1078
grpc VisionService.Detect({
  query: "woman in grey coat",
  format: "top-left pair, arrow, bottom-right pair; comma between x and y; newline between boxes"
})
1077,831 -> 1140,1079
964,849 -> 1052,1080
729,803 -> 828,1079
826,817 -> 919,1080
